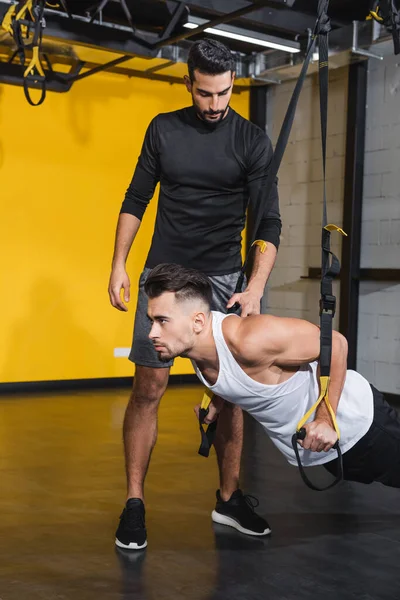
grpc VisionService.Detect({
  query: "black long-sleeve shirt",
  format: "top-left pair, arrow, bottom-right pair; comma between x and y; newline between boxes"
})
121,106 -> 281,276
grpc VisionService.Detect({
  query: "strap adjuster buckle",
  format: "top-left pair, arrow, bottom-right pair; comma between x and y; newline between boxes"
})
320,294 -> 336,316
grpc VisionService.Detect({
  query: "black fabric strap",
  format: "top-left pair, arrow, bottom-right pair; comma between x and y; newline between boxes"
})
198,408 -> 218,458
23,74 -> 46,106
10,1 -> 47,106
292,429 -> 343,492
231,3 -> 329,297
293,0 -> 343,491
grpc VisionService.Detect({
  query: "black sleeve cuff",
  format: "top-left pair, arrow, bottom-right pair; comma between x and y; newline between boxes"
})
256,218 -> 282,250
119,199 -> 145,221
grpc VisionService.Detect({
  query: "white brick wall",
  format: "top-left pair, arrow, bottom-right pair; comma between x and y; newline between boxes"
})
358,54 -> 400,394
266,68 -> 348,328
265,58 -> 399,395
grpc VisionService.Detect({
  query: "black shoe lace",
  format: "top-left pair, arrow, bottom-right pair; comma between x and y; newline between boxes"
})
122,507 -> 145,530
243,494 -> 260,512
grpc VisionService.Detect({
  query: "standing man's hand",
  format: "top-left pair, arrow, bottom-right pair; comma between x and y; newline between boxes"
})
227,288 -> 263,317
108,265 -> 130,311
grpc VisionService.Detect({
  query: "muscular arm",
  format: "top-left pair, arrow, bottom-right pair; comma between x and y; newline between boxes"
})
109,117 -> 160,311
266,317 -> 348,418
228,132 -> 281,315
112,213 -> 141,269
109,214 -> 141,311
246,243 -> 277,297
231,315 -> 348,450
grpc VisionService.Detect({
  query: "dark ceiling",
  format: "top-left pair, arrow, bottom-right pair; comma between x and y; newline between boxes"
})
53,0 -> 376,52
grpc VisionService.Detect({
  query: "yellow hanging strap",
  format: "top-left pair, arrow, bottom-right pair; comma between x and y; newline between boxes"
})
16,0 -> 34,22
324,223 -> 347,237
200,387 -> 213,412
24,44 -> 45,78
1,4 -> 17,35
296,375 -> 340,440
251,239 -> 268,254
367,5 -> 384,23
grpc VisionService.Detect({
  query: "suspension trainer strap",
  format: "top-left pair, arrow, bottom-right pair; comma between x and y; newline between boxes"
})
292,0 -> 346,491
198,388 -> 218,457
23,1 -> 47,106
229,3 -> 329,302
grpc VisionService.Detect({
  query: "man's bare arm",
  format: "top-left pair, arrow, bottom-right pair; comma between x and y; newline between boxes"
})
232,315 -> 348,451
108,213 -> 141,312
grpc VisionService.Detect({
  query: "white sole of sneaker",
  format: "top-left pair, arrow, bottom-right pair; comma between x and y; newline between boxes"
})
115,538 -> 148,550
211,510 -> 271,537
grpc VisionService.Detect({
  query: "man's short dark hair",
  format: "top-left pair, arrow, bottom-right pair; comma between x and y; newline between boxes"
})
187,39 -> 235,82
145,263 -> 213,309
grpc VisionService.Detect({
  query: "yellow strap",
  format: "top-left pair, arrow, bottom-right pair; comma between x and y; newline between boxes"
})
296,375 -> 341,440
1,4 -> 16,34
368,9 -> 384,23
200,388 -> 213,411
16,0 -> 33,21
251,239 -> 268,254
24,45 -> 45,78
324,223 -> 347,236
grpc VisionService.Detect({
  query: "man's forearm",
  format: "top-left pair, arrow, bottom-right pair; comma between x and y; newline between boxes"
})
112,213 -> 141,268
315,332 -> 348,423
245,243 -> 277,296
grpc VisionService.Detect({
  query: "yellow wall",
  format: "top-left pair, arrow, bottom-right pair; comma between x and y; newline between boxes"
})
0,73 -> 249,383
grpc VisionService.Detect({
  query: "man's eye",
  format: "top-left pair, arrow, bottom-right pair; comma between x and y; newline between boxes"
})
219,91 -> 228,96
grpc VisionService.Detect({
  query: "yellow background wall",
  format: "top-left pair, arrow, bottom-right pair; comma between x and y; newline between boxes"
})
0,73 -> 249,383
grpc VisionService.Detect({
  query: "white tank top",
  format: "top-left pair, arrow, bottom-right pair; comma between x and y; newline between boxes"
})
192,311 -> 374,466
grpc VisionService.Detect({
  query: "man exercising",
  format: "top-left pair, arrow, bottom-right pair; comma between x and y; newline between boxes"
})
109,39 -> 280,549
144,263 -> 400,497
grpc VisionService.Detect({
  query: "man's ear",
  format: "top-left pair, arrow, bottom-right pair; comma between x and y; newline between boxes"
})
193,311 -> 206,333
231,71 -> 236,84
184,74 -> 192,93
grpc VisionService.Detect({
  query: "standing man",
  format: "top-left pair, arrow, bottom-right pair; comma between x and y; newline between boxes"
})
108,39 -> 281,550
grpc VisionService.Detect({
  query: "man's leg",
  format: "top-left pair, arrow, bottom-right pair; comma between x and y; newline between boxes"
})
211,399 -> 271,535
208,271 -> 271,536
213,399 -> 243,501
123,365 -> 169,501
116,269 -> 173,550
116,365 -> 169,550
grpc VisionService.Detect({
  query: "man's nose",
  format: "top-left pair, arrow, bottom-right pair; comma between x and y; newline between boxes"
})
210,95 -> 219,112
149,323 -> 157,340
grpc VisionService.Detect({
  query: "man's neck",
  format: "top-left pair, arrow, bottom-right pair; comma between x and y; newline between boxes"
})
186,320 -> 218,367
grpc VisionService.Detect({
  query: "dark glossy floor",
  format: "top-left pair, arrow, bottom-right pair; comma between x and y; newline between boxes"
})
1,384 -> 400,600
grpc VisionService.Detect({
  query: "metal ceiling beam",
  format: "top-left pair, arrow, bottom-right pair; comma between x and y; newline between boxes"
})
154,1 -> 264,48
185,0 -> 346,33
255,0 -> 296,7
0,2 -> 159,57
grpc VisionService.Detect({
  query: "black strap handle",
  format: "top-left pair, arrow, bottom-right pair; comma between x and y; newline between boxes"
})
292,428 -> 343,491
23,73 -> 46,106
198,407 -> 218,457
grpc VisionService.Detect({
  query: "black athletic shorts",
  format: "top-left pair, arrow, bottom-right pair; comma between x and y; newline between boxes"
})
324,385 -> 400,487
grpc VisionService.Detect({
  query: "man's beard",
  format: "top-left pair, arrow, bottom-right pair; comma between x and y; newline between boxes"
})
193,102 -> 229,126
157,349 -> 173,363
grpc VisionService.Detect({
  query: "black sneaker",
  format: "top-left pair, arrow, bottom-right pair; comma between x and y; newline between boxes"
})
211,489 -> 271,536
115,498 -> 147,550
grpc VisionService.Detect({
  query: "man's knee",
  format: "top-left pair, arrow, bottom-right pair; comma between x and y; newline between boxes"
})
131,365 -> 169,407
